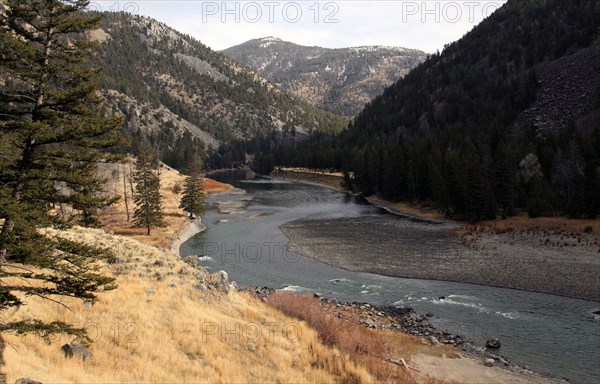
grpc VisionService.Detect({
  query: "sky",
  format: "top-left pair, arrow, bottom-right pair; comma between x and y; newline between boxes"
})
90,1 -> 508,53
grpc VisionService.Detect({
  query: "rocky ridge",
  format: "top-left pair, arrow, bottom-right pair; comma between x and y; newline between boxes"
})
223,37 -> 427,116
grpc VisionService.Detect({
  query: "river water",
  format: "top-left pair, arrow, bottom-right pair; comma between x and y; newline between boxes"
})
179,171 -> 600,383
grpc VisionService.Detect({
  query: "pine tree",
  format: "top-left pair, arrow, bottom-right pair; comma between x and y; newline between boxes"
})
133,140 -> 164,235
179,157 -> 205,219
494,140 -> 516,218
465,145 -> 496,221
0,0 -> 122,338
340,169 -> 354,192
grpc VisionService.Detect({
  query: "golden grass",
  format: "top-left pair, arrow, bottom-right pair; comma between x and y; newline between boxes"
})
3,227 -> 376,383
267,292 -> 413,383
267,292 -> 460,384
2,165 -> 377,383
459,213 -> 600,238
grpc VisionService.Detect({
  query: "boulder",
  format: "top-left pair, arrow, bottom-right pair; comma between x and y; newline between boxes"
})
61,342 -> 93,361
216,270 -> 229,293
108,257 -> 124,265
484,358 -> 496,367
15,378 -> 42,384
486,337 -> 501,349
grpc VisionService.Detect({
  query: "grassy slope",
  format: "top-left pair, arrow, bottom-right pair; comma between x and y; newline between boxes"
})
4,165 -> 374,383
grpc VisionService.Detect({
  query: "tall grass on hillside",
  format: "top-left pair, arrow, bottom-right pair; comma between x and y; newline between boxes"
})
268,291 -> 416,383
3,227 -> 377,383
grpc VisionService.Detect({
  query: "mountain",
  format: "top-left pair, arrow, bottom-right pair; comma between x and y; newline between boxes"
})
222,37 -> 427,117
90,13 -> 347,169
351,0 -> 600,139
271,0 -> 600,220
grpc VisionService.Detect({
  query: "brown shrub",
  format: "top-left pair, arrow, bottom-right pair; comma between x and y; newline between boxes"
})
267,291 -> 413,383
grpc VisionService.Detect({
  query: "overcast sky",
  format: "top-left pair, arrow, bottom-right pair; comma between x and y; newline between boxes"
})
90,1 -> 508,53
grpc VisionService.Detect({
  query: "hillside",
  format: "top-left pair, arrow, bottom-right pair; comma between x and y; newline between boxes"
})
272,0 -> 600,220
223,37 -> 426,117
0,164 -> 372,382
91,13 -> 347,169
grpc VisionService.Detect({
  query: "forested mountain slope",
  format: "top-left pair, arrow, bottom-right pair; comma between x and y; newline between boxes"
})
92,12 -> 346,169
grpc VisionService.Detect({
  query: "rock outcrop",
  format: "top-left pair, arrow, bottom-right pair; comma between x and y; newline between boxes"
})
61,342 -> 94,361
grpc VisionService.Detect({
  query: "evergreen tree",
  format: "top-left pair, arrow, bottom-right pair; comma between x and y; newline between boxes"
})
494,140 -> 516,217
465,145 -> 496,221
340,169 -> 354,192
179,158 -> 205,219
0,0 -> 122,338
133,141 -> 164,235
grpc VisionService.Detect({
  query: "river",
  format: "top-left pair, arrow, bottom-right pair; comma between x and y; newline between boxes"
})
179,171 -> 600,384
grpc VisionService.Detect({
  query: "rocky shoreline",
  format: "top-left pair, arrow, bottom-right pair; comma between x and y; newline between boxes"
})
243,286 -> 569,384
170,217 -> 206,255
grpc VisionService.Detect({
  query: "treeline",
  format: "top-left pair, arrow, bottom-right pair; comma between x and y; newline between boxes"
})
243,0 -> 600,220
268,125 -> 600,219
125,127 -> 206,171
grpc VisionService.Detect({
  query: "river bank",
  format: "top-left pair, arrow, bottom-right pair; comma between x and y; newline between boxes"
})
244,286 -> 566,384
271,167 -> 346,190
171,169 -> 559,383
272,168 -> 599,301
188,170 -> 600,383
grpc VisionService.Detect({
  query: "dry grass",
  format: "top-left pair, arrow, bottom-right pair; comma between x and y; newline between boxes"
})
3,227 -> 376,383
476,214 -> 598,233
387,201 -> 447,221
98,162 -> 233,250
267,292 -> 416,383
2,164 -> 377,383
459,214 -> 600,238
